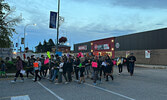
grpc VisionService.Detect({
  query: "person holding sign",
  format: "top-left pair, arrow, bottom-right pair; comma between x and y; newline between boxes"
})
78,57 -> 86,84
105,56 -> 114,81
92,56 -> 99,85
33,57 -> 41,82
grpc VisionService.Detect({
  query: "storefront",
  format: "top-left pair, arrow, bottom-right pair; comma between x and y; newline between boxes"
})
74,42 -> 91,56
91,37 -> 115,58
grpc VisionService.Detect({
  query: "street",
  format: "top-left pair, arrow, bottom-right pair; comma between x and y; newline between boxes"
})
0,67 -> 167,100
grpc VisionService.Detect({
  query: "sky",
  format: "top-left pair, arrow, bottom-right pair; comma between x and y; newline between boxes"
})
6,0 -> 167,51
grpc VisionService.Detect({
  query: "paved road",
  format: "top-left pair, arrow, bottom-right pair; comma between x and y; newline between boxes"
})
0,67 -> 167,100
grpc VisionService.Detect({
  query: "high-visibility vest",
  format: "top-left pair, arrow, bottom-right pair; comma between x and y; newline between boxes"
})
33,62 -> 39,67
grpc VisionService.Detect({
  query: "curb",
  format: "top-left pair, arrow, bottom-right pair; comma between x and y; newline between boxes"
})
135,64 -> 167,69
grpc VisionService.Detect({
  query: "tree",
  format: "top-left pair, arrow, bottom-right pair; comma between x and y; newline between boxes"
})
35,42 -> 43,52
0,0 -> 22,48
48,39 -> 55,46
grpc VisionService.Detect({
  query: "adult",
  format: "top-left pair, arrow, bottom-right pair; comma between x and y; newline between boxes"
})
92,57 -> 99,85
0,60 -> 7,78
73,57 -> 80,82
117,56 -> 124,75
105,56 -> 114,81
11,56 -> 24,83
26,56 -> 34,78
50,55 -> 60,83
66,58 -> 73,82
79,57 -> 85,84
34,57 -> 41,82
128,53 -> 136,76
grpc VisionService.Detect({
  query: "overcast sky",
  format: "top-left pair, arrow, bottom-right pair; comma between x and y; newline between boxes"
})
6,0 -> 167,51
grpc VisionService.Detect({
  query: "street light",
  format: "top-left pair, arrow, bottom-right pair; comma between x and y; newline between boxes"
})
24,23 -> 36,52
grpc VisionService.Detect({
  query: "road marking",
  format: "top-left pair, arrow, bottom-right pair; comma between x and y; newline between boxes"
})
84,83 -> 135,100
0,95 -> 29,100
38,82 -> 64,100
11,95 -> 30,100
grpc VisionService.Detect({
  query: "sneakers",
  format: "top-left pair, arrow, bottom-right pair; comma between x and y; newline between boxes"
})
118,73 -> 121,75
11,80 -> 16,83
20,80 -> 24,83
65,82 -> 68,84
55,83 -> 59,85
93,83 -> 97,86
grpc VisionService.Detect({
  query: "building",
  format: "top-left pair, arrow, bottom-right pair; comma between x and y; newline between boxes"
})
52,45 -> 71,53
74,42 -> 91,56
74,28 -> 167,65
115,28 -> 167,65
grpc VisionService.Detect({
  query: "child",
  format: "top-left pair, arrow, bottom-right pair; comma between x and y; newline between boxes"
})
0,60 -> 7,78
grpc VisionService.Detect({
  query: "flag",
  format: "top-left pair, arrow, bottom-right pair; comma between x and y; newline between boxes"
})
49,11 -> 57,28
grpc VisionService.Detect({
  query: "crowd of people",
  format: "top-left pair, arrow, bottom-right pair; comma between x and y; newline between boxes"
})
2,53 -> 136,85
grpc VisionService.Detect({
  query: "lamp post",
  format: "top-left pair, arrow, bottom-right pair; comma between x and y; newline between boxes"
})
24,23 -> 36,52
56,0 -> 60,52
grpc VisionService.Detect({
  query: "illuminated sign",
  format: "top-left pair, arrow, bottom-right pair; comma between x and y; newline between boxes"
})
94,44 -> 110,50
78,45 -> 87,51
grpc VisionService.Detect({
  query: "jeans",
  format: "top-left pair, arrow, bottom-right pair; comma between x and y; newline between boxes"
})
51,69 -> 57,81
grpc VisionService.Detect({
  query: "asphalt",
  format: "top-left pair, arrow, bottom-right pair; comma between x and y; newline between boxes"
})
0,67 -> 167,100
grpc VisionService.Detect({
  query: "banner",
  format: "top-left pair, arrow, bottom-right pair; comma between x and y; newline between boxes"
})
92,62 -> 98,68
44,58 -> 49,65
47,51 -> 51,59
49,11 -> 57,29
145,50 -> 150,58
56,51 -> 62,56
126,51 -> 130,58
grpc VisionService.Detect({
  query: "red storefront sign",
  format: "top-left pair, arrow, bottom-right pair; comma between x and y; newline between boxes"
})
91,37 -> 115,58
78,45 -> 87,51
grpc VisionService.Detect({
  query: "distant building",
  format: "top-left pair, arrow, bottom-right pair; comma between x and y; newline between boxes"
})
74,28 -> 167,65
52,45 -> 71,53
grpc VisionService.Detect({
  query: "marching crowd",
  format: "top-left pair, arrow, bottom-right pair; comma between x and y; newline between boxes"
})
1,53 -> 136,85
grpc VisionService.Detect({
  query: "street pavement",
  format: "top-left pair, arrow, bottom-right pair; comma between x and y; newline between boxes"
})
0,67 -> 167,100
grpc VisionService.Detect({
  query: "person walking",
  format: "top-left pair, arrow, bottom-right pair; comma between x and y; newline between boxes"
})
50,55 -> 60,83
73,57 -> 80,82
100,57 -> 106,81
0,60 -> 7,78
117,56 -> 124,75
26,57 -> 34,78
66,58 -> 73,82
62,57 -> 68,84
58,57 -> 64,83
78,57 -> 85,84
11,56 -> 24,83
40,55 -> 45,77
33,57 -> 41,82
105,56 -> 114,81
128,53 -> 136,76
92,56 -> 100,85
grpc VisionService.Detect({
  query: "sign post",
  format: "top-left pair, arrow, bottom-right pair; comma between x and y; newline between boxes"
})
49,0 -> 60,53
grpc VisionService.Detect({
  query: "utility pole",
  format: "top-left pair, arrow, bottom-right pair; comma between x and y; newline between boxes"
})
56,0 -> 60,53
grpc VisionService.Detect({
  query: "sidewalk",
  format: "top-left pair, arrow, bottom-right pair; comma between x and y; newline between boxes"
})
135,64 -> 167,69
